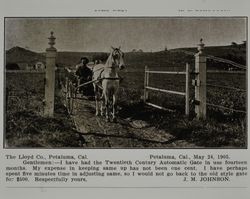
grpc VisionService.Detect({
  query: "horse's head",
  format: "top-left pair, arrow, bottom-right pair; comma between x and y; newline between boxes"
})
111,46 -> 125,70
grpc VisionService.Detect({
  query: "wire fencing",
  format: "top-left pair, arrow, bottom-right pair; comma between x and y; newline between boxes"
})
174,49 -> 246,115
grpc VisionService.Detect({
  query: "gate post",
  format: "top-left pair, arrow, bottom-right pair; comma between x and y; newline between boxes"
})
194,39 -> 206,119
185,63 -> 190,116
44,31 -> 57,117
144,65 -> 149,102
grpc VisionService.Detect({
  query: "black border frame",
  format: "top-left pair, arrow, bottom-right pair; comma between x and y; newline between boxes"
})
3,16 -> 248,149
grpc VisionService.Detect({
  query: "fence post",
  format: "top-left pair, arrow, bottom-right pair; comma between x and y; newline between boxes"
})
44,31 -> 57,117
185,63 -> 190,116
144,65 -> 149,102
194,39 -> 206,119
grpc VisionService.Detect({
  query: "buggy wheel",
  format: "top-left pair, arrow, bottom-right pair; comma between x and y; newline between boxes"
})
65,78 -> 70,112
68,82 -> 74,114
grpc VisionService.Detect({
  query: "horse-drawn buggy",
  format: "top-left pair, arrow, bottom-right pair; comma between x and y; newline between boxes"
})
63,47 -> 125,122
64,66 -> 95,114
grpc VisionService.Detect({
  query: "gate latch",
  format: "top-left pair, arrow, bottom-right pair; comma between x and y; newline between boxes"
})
190,70 -> 199,75
192,79 -> 200,86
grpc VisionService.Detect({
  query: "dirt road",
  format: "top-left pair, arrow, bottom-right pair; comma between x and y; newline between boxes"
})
70,96 -> 196,148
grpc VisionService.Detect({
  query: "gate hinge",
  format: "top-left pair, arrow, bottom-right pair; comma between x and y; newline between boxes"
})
191,99 -> 200,105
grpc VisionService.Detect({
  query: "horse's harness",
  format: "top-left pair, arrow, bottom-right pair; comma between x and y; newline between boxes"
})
96,68 -> 121,81
92,67 -> 121,92
92,64 -> 121,82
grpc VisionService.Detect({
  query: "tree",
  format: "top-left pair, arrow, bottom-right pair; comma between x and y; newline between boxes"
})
6,63 -> 20,70
231,42 -> 237,46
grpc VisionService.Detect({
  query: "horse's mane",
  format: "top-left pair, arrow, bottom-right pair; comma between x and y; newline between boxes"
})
104,53 -> 113,68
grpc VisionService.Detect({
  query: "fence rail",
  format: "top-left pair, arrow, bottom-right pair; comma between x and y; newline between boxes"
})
206,55 -> 246,70
146,86 -> 185,96
207,83 -> 246,92
145,71 -> 186,75
207,103 -> 246,114
6,70 -> 45,74
145,102 -> 175,112
171,49 -> 246,70
207,70 -> 246,74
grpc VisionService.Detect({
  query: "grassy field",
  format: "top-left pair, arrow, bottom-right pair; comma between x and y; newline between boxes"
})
5,72 -> 85,148
5,68 -> 247,148
5,43 -> 247,148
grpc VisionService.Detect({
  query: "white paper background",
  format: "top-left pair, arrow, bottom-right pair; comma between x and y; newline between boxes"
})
0,0 -> 249,198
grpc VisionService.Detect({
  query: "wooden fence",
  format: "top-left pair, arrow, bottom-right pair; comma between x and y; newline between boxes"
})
144,40 -> 246,119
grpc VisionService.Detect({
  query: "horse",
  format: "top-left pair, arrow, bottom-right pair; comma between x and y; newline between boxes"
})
92,47 -> 125,122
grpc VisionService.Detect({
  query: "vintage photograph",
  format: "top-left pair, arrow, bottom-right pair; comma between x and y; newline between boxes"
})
4,17 -> 247,148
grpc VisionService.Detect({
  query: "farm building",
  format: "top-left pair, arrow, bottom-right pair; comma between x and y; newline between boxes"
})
5,61 -> 46,71
34,61 -> 46,71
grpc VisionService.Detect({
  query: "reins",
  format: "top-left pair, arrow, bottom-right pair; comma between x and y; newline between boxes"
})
76,76 -> 121,89
101,77 -> 120,80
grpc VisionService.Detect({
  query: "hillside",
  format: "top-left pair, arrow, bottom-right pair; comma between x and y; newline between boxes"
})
171,43 -> 246,69
6,46 -> 45,64
6,43 -> 246,71
55,52 -> 109,67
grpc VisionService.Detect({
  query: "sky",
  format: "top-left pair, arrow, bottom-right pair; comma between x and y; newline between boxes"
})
5,17 -> 247,52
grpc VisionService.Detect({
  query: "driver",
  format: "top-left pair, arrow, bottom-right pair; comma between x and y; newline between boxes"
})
75,57 -> 93,96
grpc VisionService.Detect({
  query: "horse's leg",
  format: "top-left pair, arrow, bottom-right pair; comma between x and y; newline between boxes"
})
100,92 -> 104,116
93,84 -> 100,116
111,93 -> 117,122
102,82 -> 109,121
104,92 -> 109,121
112,85 -> 119,122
